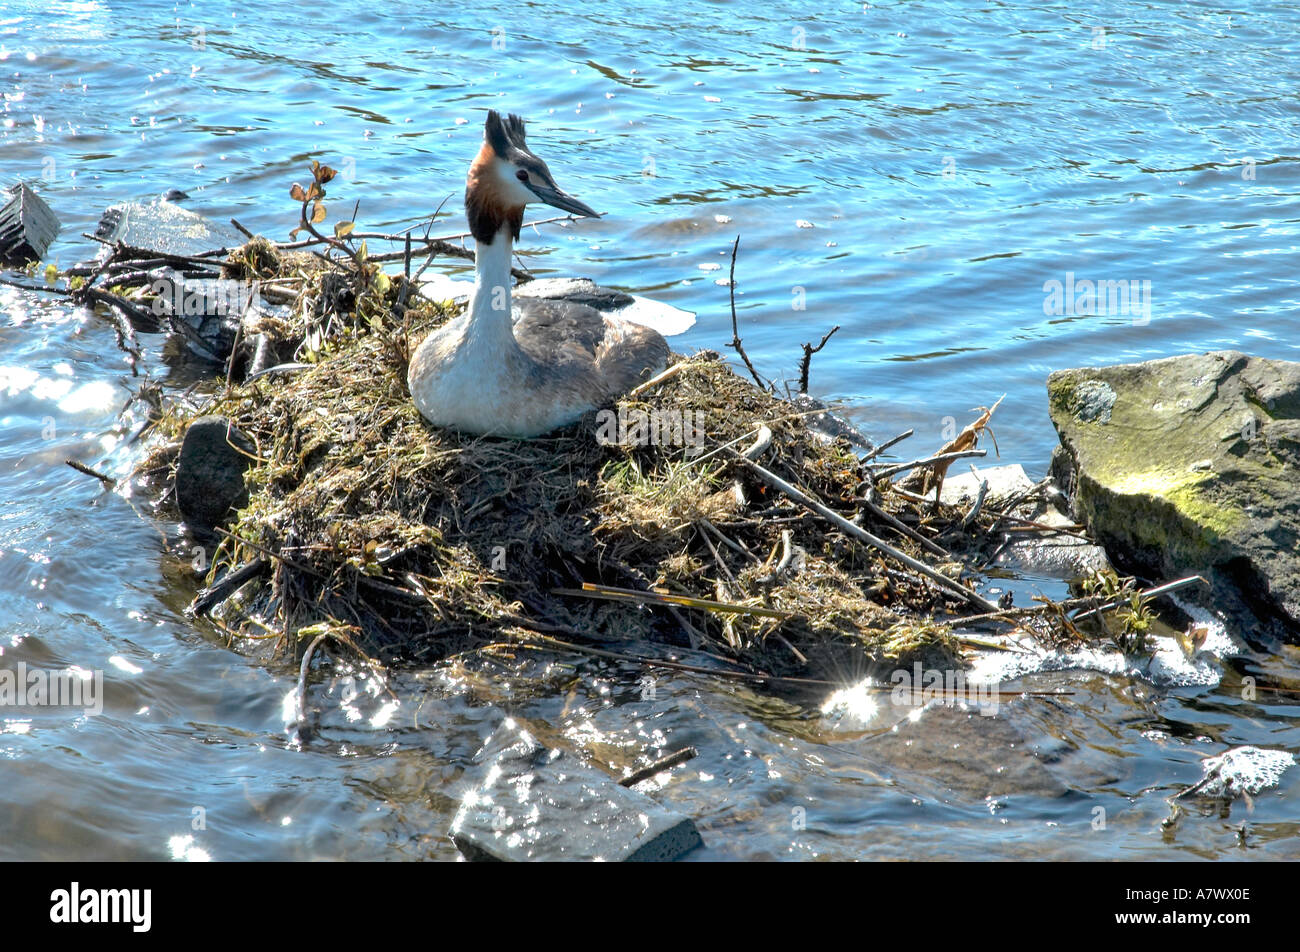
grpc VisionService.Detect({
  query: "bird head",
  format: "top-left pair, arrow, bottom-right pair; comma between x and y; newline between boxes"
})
466,110 -> 599,243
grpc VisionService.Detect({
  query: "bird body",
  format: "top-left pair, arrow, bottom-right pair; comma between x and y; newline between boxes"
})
408,111 -> 669,438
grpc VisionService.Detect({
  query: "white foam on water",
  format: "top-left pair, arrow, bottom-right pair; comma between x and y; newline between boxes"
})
1189,746 -> 1295,798
964,593 -> 1242,690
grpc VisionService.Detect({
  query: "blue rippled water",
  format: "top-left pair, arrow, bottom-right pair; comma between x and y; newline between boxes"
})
1,0 -> 1297,860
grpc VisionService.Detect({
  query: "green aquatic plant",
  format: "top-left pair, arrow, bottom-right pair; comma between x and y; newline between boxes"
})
1080,568 -> 1154,654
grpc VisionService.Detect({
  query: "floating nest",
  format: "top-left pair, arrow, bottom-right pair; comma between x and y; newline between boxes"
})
35,176 -> 1187,692
133,235 -> 999,686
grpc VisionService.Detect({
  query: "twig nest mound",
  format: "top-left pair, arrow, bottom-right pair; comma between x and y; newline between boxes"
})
144,303 -> 961,677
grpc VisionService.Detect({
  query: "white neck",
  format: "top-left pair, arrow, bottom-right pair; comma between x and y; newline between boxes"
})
467,225 -> 517,347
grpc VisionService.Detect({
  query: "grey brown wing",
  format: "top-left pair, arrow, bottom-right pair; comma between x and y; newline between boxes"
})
513,297 -> 607,365
514,297 -> 669,397
593,318 -> 670,397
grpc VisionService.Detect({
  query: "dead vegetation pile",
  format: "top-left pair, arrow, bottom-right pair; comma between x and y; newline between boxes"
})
0,160 -> 1205,698
118,198 -> 1028,684
117,161 -> 1180,688
141,292 -> 985,679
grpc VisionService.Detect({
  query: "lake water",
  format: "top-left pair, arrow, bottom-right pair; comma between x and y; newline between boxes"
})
1,0 -> 1298,860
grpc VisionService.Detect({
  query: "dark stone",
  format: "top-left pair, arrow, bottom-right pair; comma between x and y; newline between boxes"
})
1048,351 -> 1300,642
450,719 -> 703,862
0,183 -> 60,265
147,265 -> 259,362
175,416 -> 255,528
91,203 -> 279,363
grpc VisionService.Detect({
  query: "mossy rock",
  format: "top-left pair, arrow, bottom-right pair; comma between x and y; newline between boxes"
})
1048,351 -> 1300,640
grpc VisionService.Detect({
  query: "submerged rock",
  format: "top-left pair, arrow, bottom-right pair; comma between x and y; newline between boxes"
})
175,416 -> 255,529
1048,351 -> 1300,641
450,719 -> 703,862
93,203 -> 284,363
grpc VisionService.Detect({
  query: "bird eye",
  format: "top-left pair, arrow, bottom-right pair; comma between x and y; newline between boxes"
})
516,169 -> 529,182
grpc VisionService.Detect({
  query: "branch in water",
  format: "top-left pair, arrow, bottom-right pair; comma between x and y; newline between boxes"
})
726,235 -> 771,392
798,324 -> 840,394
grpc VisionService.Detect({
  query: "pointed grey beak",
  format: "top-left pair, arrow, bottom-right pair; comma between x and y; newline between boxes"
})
529,182 -> 600,219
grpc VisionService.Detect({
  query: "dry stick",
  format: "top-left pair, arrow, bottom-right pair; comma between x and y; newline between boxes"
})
749,540 -> 810,662
213,526 -> 321,577
229,220 -> 330,253
857,494 -> 950,558
872,449 -> 987,481
409,196 -> 454,286
947,574 -> 1208,628
698,517 -> 759,563
729,451 -> 1001,614
725,236 -> 769,391
370,237 -> 472,266
619,747 -> 699,787
81,233 -> 232,269
68,284 -> 150,366
295,631 -> 330,730
994,511 -> 1088,537
755,529 -> 795,584
553,583 -> 793,620
888,484 -> 935,505
961,476 -> 987,528
351,212 -> 584,247
628,360 -> 691,398
797,325 -> 840,394
983,477 -> 1051,533
861,427 -> 914,463
696,528 -> 743,650
65,459 -> 116,489
191,557 -> 271,616
369,239 -> 531,282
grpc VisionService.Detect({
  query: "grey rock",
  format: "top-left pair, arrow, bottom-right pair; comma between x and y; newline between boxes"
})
95,200 -> 242,259
450,719 -> 703,862
175,416 -> 254,528
147,265 -> 260,362
1048,351 -> 1300,641
940,463 -> 1113,577
92,203 -> 284,363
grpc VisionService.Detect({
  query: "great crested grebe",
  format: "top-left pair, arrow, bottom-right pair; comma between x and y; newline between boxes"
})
408,111 -> 670,438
